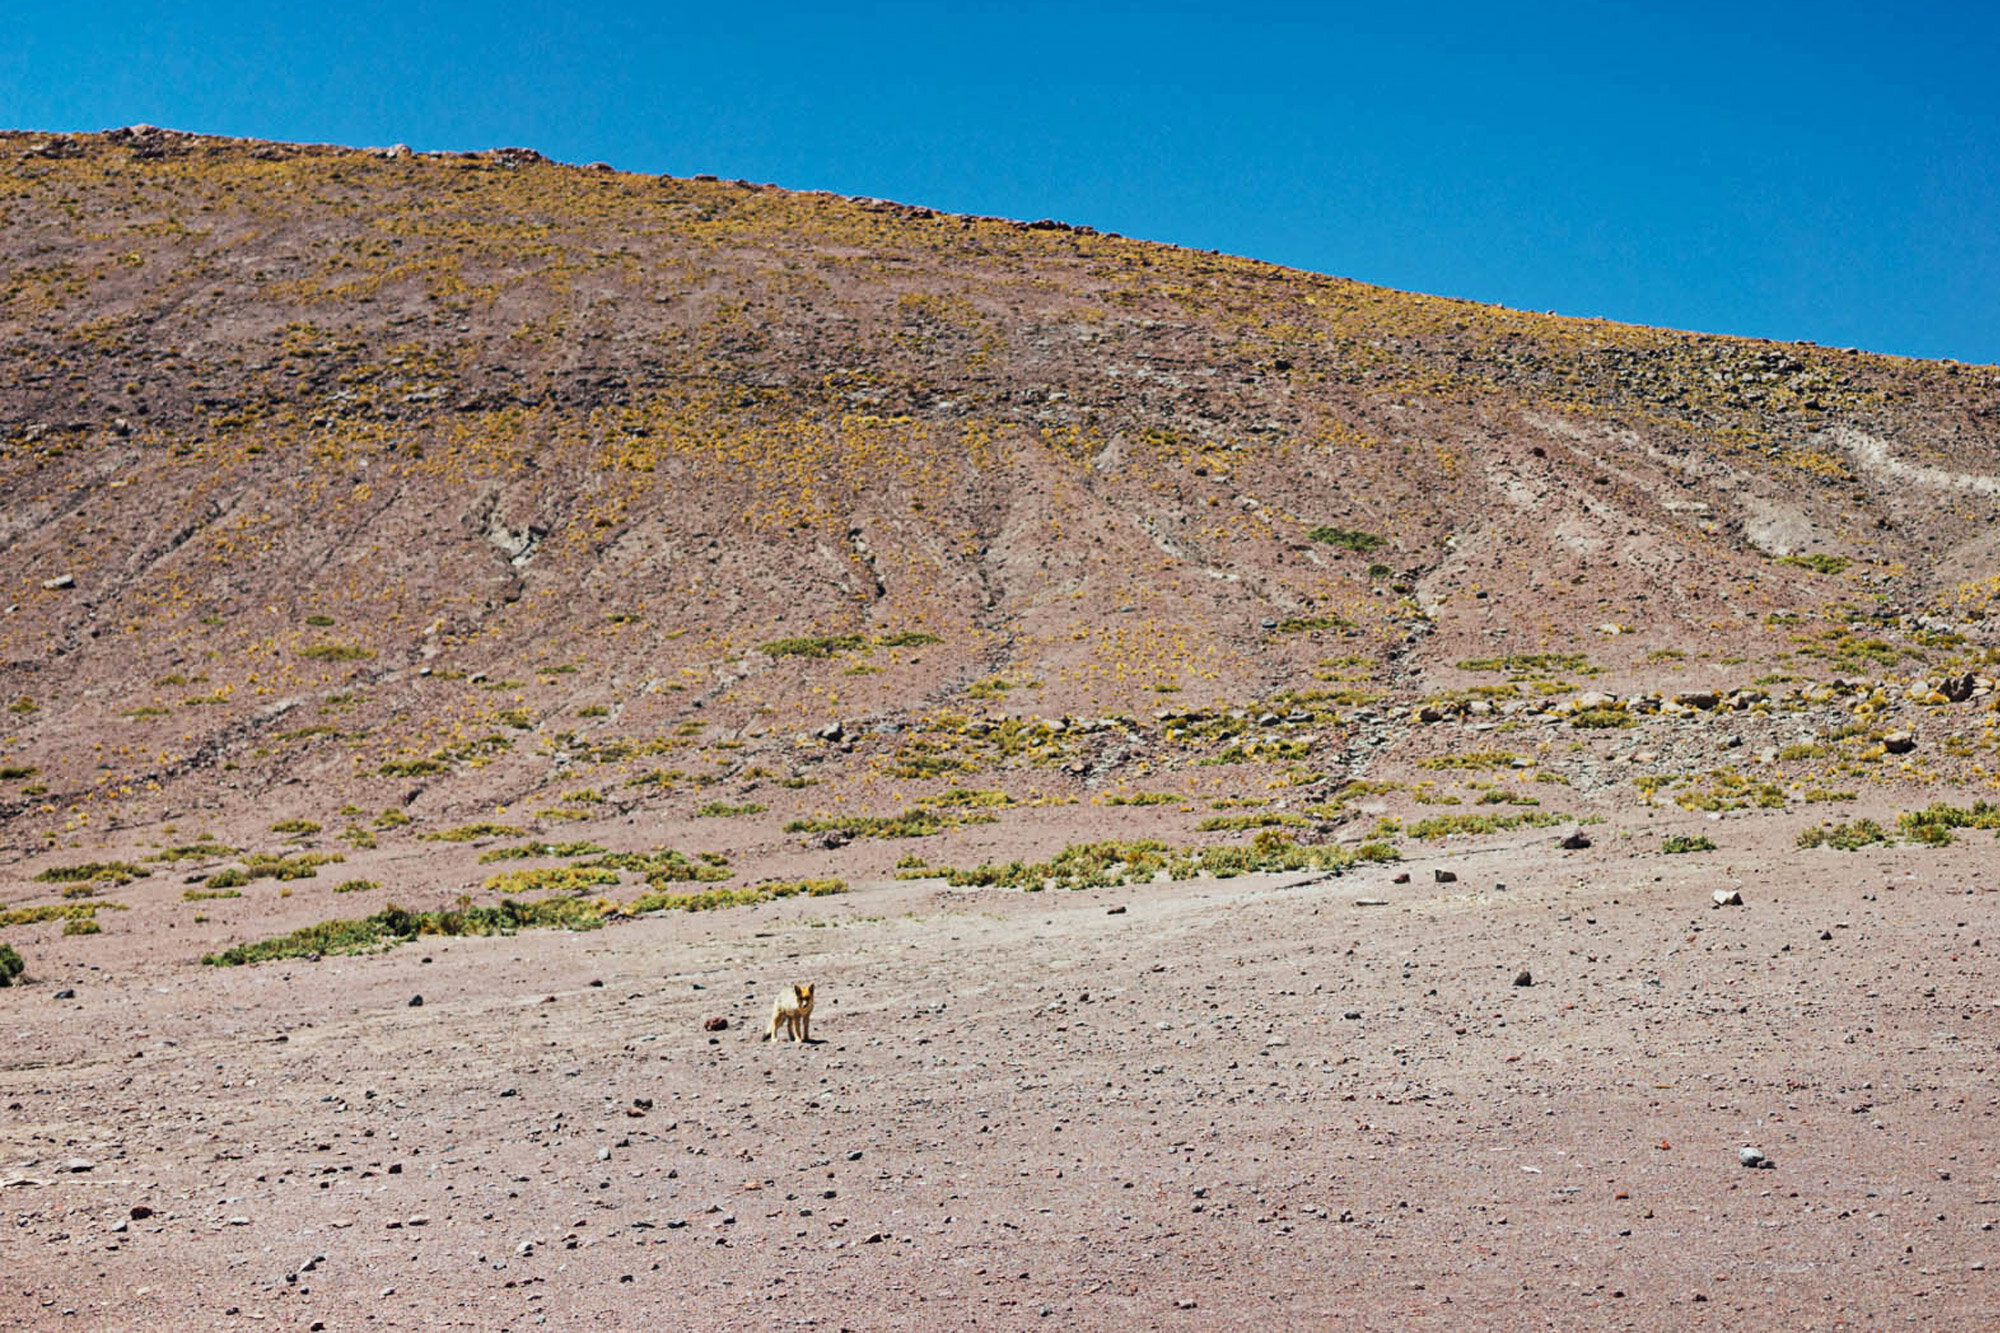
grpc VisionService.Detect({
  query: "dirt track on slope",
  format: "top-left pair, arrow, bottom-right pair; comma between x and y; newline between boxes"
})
6,821 -> 1998,1331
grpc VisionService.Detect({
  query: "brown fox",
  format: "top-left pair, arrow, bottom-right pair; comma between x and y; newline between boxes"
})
763,982 -> 815,1043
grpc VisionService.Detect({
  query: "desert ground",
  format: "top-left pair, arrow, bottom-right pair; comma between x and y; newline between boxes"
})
4,130 -> 2000,1329
6,801 -> 1997,1331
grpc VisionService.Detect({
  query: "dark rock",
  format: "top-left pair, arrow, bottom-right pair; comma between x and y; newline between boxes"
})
1560,830 -> 1591,850
703,1016 -> 729,1031
1513,970 -> 1533,987
1433,870 -> 1457,884
408,995 -> 423,1007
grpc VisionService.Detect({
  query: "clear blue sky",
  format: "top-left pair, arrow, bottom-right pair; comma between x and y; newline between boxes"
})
5,2 -> 1997,364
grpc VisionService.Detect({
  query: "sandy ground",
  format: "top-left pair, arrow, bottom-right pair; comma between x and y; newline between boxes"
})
6,818 -> 1999,1331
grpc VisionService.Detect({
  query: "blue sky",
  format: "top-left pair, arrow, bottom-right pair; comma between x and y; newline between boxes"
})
4,1 -> 1996,363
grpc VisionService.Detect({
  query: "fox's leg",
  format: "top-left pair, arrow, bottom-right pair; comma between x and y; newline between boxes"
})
798,1010 -> 810,1042
764,1003 -> 780,1041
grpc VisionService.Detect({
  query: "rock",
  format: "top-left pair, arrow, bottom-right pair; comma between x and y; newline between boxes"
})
597,1147 -> 611,1162
1561,829 -> 1591,850
52,988 -> 75,1000
1392,872 -> 1411,884
129,1205 -> 153,1220
1941,672 -> 1977,703
40,575 -> 75,590
408,995 -> 423,1007
1712,888 -> 1743,907
1434,869 -> 1457,884
1675,690 -> 1720,710
1105,905 -> 1127,915
60,1157 -> 94,1173
815,721 -> 845,742
816,829 -> 853,850
703,1016 -> 729,1031
1513,970 -> 1533,987
1573,691 -> 1618,711
1737,1146 -> 1773,1169
1354,898 -> 1389,907
1883,730 -> 1916,754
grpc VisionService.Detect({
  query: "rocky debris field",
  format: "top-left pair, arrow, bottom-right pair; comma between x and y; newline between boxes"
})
4,809 -> 1999,1330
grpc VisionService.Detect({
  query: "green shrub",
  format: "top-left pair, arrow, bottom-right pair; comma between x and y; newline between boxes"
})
696,802 -> 767,818
478,841 -> 607,862
300,643 -> 374,661
184,888 -> 243,901
1662,834 -> 1716,854
0,765 -> 37,780
784,808 -> 977,838
1797,819 -> 1891,851
1777,553 -> 1851,575
34,861 -> 150,886
0,943 -> 23,985
270,819 -> 322,836
1101,791 -> 1183,806
332,879 -> 380,894
760,633 -> 867,659
1307,526 -> 1385,553
626,878 -> 847,914
1406,811 -> 1566,840
421,822 -> 525,842
484,865 -> 623,895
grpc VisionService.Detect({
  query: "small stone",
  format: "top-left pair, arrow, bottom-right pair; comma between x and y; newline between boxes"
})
1392,872 -> 1411,884
1434,869 -> 1457,884
53,988 -> 76,1000
597,1147 -> 611,1162
1354,898 -> 1389,907
129,1205 -> 153,1220
1513,970 -> 1533,987
1712,888 -> 1743,907
61,1157 -> 94,1173
408,995 -> 423,1007
1737,1146 -> 1772,1169
41,575 -> 75,590
1883,730 -> 1916,754
703,1016 -> 728,1031
1560,830 -> 1592,850
1106,905 -> 1127,915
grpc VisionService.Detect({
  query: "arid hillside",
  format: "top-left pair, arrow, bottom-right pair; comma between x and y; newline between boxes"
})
0,124 -> 1997,914
7,128 -> 2000,1333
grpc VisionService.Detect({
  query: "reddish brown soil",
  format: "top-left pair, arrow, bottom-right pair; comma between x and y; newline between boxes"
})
4,129 -> 2000,1329
6,809 -> 2000,1330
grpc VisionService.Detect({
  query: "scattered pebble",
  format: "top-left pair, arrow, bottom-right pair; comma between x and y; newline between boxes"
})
1737,1147 -> 1773,1169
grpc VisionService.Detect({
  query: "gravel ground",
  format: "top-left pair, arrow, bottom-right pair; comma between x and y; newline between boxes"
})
6,820 -> 1998,1330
